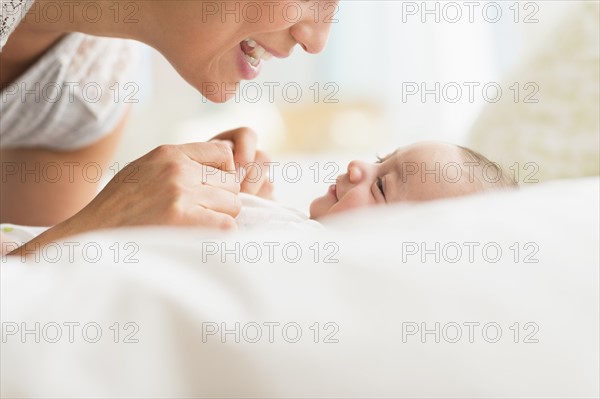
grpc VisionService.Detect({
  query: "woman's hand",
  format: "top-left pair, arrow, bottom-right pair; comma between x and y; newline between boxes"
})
8,142 -> 241,257
210,127 -> 275,199
77,142 -> 241,230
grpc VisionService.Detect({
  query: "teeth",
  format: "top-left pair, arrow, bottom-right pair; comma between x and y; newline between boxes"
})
244,54 -> 259,67
252,46 -> 266,59
242,38 -> 274,63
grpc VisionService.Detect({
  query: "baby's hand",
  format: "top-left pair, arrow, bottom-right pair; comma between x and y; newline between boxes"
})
210,127 -> 274,199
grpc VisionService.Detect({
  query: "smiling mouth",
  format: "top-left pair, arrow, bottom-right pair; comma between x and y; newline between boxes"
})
240,38 -> 274,67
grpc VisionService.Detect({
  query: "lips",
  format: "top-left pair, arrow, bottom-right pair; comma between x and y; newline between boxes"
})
329,184 -> 338,200
237,45 -> 261,80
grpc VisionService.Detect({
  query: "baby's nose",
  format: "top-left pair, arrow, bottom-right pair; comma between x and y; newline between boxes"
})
347,161 -> 364,184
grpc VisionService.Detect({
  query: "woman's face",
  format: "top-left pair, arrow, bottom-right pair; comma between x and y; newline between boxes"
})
147,1 -> 338,102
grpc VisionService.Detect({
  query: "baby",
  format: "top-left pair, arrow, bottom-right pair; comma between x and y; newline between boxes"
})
235,141 -> 517,230
308,141 -> 517,220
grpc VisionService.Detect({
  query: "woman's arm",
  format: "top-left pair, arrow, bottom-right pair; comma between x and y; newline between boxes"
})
4,140 -> 242,257
1,112 -> 127,226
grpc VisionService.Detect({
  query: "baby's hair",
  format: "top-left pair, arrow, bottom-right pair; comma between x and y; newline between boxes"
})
457,145 -> 519,190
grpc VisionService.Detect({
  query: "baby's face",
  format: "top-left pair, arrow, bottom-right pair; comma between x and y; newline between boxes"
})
309,142 -> 481,220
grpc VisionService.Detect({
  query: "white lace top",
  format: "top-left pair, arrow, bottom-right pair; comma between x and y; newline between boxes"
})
0,0 -> 35,49
0,0 -> 142,150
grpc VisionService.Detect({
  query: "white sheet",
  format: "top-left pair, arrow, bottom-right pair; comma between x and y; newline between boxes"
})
1,177 -> 598,398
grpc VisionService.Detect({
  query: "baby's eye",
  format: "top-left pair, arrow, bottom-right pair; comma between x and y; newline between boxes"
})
376,176 -> 386,200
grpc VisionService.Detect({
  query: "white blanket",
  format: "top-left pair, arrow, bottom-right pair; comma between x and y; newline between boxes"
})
1,177 -> 598,398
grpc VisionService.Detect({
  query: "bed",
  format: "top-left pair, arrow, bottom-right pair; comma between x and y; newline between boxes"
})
1,176 -> 598,397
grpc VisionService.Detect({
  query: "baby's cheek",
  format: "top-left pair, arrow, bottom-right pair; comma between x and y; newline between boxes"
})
309,194 -> 335,219
330,192 -> 374,215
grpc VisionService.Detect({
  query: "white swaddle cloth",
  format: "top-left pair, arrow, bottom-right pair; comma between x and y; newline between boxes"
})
235,193 -> 323,232
0,194 -> 322,254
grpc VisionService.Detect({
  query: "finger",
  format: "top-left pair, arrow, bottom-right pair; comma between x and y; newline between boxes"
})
185,208 -> 238,231
256,180 -> 275,200
241,150 -> 272,195
210,127 -> 258,171
212,139 -> 234,150
179,142 -> 236,172
198,165 -> 240,194
195,184 -> 242,217
240,161 -> 267,195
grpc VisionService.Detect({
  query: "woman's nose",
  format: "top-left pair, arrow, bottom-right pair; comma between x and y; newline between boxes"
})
290,3 -> 337,54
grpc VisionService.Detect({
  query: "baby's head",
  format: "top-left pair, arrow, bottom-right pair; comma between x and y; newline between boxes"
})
309,141 -> 517,220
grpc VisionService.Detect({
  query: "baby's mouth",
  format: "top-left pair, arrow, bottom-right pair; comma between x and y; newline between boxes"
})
329,184 -> 338,200
240,38 -> 274,67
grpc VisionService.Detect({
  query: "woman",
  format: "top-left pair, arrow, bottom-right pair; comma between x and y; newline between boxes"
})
0,0 -> 337,255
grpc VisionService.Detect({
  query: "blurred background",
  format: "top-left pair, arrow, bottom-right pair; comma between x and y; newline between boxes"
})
114,1 -> 599,211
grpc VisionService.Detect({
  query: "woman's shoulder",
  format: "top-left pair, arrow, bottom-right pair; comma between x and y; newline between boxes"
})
1,33 -> 143,150
0,0 -> 36,50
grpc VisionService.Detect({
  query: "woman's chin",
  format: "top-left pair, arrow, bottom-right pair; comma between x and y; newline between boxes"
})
186,65 -> 241,103
195,78 -> 240,103
201,89 -> 238,103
